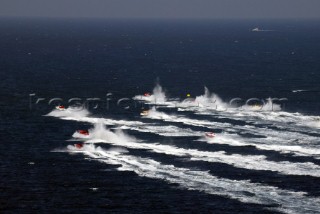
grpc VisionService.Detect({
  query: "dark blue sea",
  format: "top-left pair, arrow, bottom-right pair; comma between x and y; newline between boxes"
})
1,18 -> 320,213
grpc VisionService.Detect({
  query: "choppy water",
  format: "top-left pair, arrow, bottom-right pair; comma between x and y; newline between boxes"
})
1,18 -> 320,213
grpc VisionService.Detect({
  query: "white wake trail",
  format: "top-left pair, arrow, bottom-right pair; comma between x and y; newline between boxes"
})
72,124 -> 320,178
144,108 -> 320,158
46,108 -> 202,137
68,144 -> 320,214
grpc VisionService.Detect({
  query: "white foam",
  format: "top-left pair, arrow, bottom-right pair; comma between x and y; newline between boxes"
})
292,89 -> 309,93
145,107 -> 226,129
46,107 -> 90,118
133,86 -> 318,133
124,124 -> 202,137
77,124 -> 320,177
303,120 -> 320,129
133,83 -> 167,104
241,98 -> 281,111
47,108 -> 201,137
194,106 -> 320,132
205,133 -> 320,158
143,108 -> 320,157
176,87 -> 229,111
107,146 -> 129,154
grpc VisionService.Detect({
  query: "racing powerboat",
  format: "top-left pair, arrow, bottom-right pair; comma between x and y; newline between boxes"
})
144,92 -> 151,97
77,130 -> 89,135
251,104 -> 262,110
205,132 -> 216,138
74,143 -> 84,149
140,110 -> 149,116
55,105 -> 66,111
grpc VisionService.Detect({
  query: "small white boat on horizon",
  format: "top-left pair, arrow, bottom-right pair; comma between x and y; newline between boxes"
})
251,27 -> 274,32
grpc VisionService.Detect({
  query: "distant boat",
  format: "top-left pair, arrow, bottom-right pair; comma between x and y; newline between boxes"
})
140,110 -> 149,116
205,132 -> 216,138
251,27 -> 274,32
74,143 -> 84,149
77,130 -> 89,135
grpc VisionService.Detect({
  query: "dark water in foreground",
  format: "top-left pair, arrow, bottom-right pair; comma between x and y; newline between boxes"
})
1,18 -> 320,213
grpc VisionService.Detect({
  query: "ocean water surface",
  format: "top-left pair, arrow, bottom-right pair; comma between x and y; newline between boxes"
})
1,18 -> 320,213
